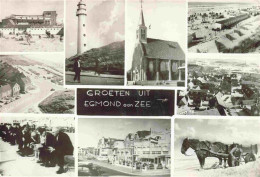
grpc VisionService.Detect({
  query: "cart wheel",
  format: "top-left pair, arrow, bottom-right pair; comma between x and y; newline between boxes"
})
245,153 -> 256,163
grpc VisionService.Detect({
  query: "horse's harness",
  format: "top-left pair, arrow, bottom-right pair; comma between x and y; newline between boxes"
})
188,140 -> 212,152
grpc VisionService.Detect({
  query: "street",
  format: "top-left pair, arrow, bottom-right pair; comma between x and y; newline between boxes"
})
0,78 -> 62,113
78,159 -> 170,176
66,72 -> 124,85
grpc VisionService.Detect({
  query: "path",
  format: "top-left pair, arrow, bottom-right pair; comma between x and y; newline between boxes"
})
66,71 -> 124,85
0,78 -> 62,113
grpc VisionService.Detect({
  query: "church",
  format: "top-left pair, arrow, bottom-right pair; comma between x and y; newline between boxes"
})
129,3 -> 185,86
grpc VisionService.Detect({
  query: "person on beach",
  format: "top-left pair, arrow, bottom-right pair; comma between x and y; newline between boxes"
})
26,32 -> 32,45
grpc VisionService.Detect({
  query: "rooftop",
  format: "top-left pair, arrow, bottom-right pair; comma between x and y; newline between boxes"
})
142,38 -> 185,60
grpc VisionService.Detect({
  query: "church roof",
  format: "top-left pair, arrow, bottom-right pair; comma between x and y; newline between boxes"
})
141,38 -> 185,61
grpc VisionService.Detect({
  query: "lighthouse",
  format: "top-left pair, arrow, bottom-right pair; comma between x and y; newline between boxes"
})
76,0 -> 87,55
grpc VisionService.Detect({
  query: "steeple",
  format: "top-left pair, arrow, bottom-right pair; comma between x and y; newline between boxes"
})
136,0 -> 147,43
139,1 -> 145,26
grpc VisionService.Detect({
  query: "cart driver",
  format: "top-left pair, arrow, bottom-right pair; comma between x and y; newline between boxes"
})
229,144 -> 243,167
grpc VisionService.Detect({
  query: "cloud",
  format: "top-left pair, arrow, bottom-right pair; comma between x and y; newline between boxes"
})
187,127 -> 196,138
114,32 -> 124,41
98,0 -> 120,37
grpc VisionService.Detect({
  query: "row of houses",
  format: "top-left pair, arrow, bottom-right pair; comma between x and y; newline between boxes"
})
179,66 -> 260,115
0,11 -> 63,36
80,129 -> 171,170
213,13 -> 250,30
0,77 -> 31,100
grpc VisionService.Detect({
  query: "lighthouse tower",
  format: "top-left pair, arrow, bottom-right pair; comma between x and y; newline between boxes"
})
76,0 -> 87,55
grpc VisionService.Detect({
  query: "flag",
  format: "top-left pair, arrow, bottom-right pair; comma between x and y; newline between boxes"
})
150,137 -> 158,144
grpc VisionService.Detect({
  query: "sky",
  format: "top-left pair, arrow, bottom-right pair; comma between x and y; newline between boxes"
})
0,0 -> 64,24
125,0 -> 186,71
78,118 -> 170,148
174,119 -> 260,153
66,0 -> 125,58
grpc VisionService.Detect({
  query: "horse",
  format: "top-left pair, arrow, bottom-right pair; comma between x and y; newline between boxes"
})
181,138 -> 229,170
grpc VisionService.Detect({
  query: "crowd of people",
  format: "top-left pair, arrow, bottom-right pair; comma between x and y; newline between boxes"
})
0,122 -> 74,174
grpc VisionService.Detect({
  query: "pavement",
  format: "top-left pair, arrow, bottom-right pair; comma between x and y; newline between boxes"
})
65,71 -> 124,85
128,80 -> 185,87
0,139 -> 74,176
79,159 -> 170,176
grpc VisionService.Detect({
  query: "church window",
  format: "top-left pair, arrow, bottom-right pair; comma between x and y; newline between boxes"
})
160,61 -> 167,71
84,44 -> 86,47
83,24 -> 85,27
148,61 -> 154,72
172,62 -> 178,72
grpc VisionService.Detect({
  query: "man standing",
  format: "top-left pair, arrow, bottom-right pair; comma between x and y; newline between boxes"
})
73,57 -> 81,83
51,127 -> 74,174
229,144 -> 243,167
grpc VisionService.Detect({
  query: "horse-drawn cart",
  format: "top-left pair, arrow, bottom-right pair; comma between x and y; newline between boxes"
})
199,144 -> 257,167
181,138 -> 258,169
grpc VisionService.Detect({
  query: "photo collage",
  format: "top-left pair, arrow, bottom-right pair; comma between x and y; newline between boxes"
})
0,0 -> 260,176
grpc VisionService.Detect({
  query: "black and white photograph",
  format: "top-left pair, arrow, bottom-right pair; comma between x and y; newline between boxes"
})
0,55 -> 75,114
65,0 -> 125,85
0,115 -> 75,176
174,118 -> 260,177
177,55 -> 260,116
0,0 -> 64,52
126,0 -> 186,87
77,88 -> 175,116
78,118 -> 171,176
188,0 -> 260,53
